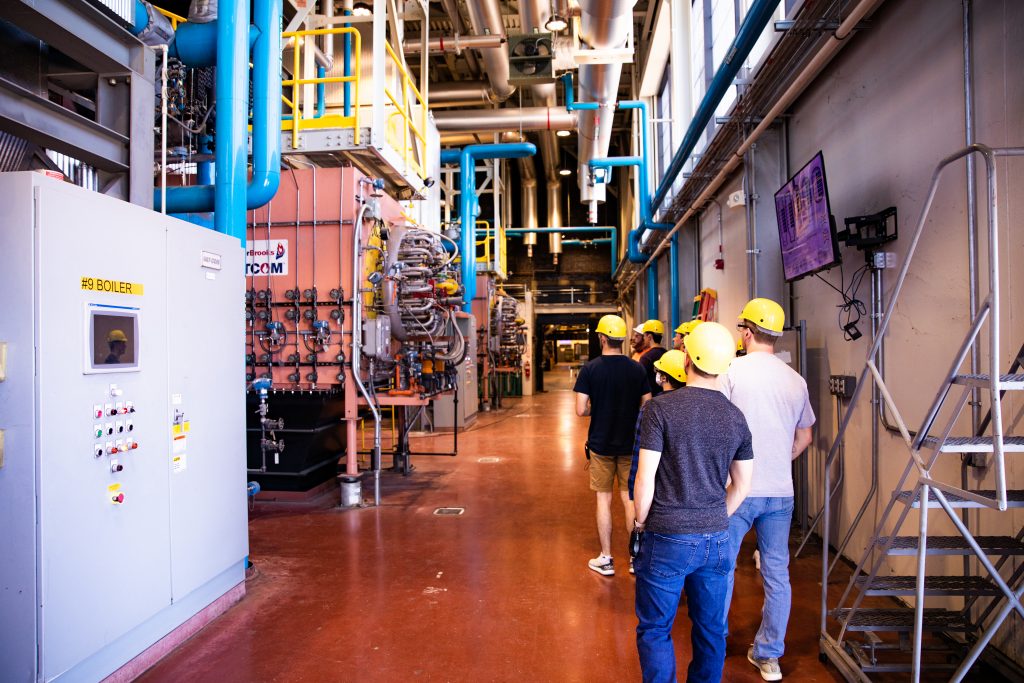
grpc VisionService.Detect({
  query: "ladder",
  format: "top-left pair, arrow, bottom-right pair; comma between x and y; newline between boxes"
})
818,144 -> 1024,681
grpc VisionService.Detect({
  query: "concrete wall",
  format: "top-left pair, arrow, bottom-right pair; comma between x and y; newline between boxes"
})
653,0 -> 1023,664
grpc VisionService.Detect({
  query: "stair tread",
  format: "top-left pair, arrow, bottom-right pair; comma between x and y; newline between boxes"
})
953,373 -> 1024,387
833,608 -> 974,632
880,535 -> 1024,555
897,488 -> 1024,508
854,574 -> 1003,595
921,435 -> 1024,452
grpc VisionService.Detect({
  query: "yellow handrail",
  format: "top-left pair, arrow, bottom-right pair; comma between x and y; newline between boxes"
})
281,28 -> 362,146
382,40 -> 429,180
154,7 -> 187,29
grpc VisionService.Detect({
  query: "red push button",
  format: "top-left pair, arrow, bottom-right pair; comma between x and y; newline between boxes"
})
131,442 -> 139,450
111,493 -> 125,504
109,446 -> 119,455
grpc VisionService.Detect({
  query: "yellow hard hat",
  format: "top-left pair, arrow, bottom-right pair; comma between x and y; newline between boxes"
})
641,319 -> 665,335
595,314 -> 628,340
653,349 -> 688,383
674,320 -> 704,335
739,298 -> 785,336
683,322 -> 736,375
107,329 -> 128,343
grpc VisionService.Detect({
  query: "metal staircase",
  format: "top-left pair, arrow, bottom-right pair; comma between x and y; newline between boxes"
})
819,145 -> 1024,682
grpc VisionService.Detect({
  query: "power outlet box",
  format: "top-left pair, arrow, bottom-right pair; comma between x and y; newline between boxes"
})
829,375 -> 857,398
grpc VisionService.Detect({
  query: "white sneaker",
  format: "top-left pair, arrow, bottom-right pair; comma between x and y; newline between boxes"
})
588,554 -> 614,576
747,646 -> 782,681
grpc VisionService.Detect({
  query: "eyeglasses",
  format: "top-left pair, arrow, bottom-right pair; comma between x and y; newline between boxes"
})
737,323 -> 754,333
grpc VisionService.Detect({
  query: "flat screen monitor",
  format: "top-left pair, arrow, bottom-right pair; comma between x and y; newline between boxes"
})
88,307 -> 139,371
774,151 -> 840,282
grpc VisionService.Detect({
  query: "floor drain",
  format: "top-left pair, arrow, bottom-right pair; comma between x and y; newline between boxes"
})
434,507 -> 465,516
478,457 -> 500,463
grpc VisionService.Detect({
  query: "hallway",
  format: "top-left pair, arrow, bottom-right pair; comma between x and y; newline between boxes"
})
140,382 -> 882,681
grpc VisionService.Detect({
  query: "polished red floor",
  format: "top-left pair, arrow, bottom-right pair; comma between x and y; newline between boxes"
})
138,370 -> 995,682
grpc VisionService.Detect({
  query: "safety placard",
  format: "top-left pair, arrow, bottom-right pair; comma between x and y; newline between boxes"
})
172,454 -> 187,473
81,277 -> 144,296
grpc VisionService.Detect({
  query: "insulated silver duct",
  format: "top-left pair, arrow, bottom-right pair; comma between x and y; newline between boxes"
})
429,81 -> 496,105
433,107 -> 576,132
576,0 -> 636,204
464,0 -> 516,101
520,157 -> 539,255
519,0 -> 562,202
404,34 -> 506,54
547,180 -> 563,265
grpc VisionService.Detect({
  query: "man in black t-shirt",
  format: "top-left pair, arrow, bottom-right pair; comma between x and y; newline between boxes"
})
574,314 -> 651,577
633,322 -> 754,683
636,319 -> 668,396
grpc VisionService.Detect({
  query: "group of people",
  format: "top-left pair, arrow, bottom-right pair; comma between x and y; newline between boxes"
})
572,298 -> 815,683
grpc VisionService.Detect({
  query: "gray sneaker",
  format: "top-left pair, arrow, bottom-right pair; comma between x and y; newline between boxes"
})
747,646 -> 782,681
588,554 -> 614,576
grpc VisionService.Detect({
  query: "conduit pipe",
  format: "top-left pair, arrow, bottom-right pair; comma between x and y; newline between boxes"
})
669,233 -> 679,329
155,0 -> 282,241
464,0 -> 515,101
433,107 -> 577,132
622,0 -> 885,289
649,0 -> 782,217
646,261 -> 658,319
441,143 -> 538,310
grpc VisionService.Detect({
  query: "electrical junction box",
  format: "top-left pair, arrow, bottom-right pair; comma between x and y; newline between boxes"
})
0,173 -> 247,682
829,374 -> 857,398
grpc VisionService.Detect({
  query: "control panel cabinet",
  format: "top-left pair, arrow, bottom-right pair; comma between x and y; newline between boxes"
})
0,174 -> 246,682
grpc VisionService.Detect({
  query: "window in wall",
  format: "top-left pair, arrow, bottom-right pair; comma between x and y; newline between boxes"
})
690,0 -> 706,124
711,0 -> 737,120
655,62 -> 672,182
740,0 -> 785,76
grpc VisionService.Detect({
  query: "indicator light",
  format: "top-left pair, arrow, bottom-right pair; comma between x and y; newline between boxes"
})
111,493 -> 124,504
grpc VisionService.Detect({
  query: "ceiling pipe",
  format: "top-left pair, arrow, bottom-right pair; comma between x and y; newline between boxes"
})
464,0 -> 516,101
519,157 -> 539,255
433,107 -> 577,132
438,0 -> 482,75
440,132 -> 527,145
576,0 -> 637,207
429,81 -> 496,105
519,0 -> 562,204
404,34 -> 505,54
620,0 -> 885,290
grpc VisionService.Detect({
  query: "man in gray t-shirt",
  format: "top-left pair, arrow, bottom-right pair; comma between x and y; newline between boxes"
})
719,298 -> 814,682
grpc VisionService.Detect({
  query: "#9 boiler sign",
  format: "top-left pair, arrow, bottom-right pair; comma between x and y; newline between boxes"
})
246,240 -> 289,276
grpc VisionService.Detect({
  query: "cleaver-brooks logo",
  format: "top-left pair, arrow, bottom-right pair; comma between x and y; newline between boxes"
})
246,239 -> 289,276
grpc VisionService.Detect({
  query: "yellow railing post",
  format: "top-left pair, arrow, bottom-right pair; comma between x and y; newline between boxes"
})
281,28 -> 362,144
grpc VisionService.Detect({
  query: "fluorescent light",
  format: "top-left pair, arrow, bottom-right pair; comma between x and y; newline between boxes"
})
545,15 -> 568,32
558,168 -> 571,176
555,129 -> 571,137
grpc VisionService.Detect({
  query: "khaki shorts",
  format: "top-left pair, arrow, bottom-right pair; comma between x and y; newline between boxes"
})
589,453 -> 631,492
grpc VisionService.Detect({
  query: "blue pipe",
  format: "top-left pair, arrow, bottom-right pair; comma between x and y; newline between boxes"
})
170,22 -> 259,66
646,259 -> 659,319
213,0 -> 249,241
343,9 -> 353,117
650,0 -> 781,216
450,144 -> 537,311
316,66 -> 326,118
158,0 -> 282,240
197,135 -> 214,185
561,73 -> 599,111
670,233 -> 680,330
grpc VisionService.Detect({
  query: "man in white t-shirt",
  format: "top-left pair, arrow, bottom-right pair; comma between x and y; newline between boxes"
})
719,298 -> 815,682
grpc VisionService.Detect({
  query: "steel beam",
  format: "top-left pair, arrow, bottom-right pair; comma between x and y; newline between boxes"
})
0,0 -> 147,75
0,76 -> 129,172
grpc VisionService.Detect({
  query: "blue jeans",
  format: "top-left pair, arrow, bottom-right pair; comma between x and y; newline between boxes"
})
725,496 -> 794,659
635,531 -> 733,683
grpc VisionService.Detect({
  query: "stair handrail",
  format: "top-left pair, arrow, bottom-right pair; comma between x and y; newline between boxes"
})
819,144 -> 1024,637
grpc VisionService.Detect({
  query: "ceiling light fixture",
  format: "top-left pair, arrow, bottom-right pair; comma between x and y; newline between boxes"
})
545,15 -> 568,32
352,2 -> 372,16
555,129 -> 571,137
558,168 -> 571,176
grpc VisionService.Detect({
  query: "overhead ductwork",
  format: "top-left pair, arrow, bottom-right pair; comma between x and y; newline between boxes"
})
576,0 -> 636,205
547,180 -> 563,264
519,157 -> 539,255
433,107 -> 576,132
464,0 -> 516,101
